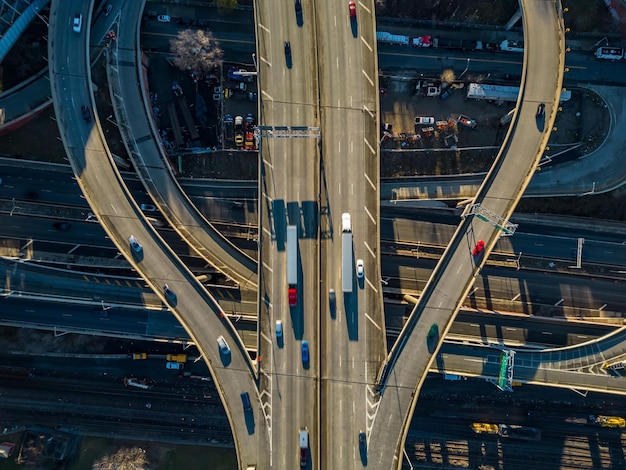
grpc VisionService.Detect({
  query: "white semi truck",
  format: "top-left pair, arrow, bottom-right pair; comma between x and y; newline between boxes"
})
287,225 -> 298,305
341,213 -> 352,293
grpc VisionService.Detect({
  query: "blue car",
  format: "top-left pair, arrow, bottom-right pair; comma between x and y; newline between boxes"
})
301,340 -> 309,363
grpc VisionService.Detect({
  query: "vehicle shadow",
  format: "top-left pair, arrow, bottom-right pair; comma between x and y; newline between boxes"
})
345,292 -> 359,341
351,19 -> 358,38
219,350 -> 232,367
245,410 -> 255,435
535,115 -> 545,132
359,447 -> 368,465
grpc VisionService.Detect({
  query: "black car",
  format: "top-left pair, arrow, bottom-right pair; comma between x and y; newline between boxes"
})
81,105 -> 91,123
295,0 -> 303,25
359,431 -> 366,449
284,41 -> 293,68
53,222 -> 71,231
163,284 -> 176,300
536,103 -> 545,119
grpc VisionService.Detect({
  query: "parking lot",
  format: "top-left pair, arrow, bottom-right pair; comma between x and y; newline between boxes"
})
379,75 -> 608,178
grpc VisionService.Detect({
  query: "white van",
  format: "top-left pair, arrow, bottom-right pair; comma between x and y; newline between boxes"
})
341,213 -> 351,233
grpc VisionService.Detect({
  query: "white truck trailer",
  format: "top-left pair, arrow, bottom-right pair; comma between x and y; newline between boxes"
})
341,214 -> 353,293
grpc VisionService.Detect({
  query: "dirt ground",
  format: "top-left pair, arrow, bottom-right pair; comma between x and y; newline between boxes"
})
379,76 -> 609,178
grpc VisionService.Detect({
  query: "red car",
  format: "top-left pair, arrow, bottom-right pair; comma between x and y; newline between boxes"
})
472,240 -> 485,256
348,1 -> 356,18
288,287 -> 297,306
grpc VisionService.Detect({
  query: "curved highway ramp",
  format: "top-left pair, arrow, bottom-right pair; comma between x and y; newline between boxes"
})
368,1 -> 567,468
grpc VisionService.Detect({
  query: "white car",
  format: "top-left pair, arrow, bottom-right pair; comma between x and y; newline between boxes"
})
217,335 -> 231,355
128,235 -> 142,253
414,116 -> 435,125
356,259 -> 364,278
72,14 -> 82,33
157,14 -> 171,23
275,320 -> 283,340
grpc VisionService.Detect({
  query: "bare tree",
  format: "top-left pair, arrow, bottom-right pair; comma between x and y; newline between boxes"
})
92,446 -> 148,470
170,29 -> 223,74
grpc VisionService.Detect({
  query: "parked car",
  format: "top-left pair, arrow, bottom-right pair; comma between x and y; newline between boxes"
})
414,116 -> 435,125
72,14 -> 82,33
166,362 -> 183,369
157,15 -> 171,23
439,87 -> 454,101
457,114 -> 478,129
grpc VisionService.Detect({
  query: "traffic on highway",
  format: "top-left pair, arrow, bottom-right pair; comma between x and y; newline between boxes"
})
0,0 -> 625,469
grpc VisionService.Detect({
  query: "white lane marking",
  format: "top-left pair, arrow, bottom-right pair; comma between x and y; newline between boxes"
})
361,69 -> 374,87
261,89 -> 273,101
365,312 -> 381,330
364,172 -> 376,190
364,136 -> 376,155
363,104 -> 374,118
361,35 -> 372,52
506,328 -> 516,331
364,207 -> 375,226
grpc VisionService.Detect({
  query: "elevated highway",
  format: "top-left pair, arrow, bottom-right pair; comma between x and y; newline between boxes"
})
253,0 -> 322,467
369,1 -> 567,468
105,1 -> 257,290
48,1 -> 263,467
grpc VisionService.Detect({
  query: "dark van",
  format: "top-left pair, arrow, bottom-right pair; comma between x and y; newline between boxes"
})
241,392 -> 251,412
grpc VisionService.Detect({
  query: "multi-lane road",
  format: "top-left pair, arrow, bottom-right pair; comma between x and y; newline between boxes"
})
49,1 -> 264,467
6,1 -> 624,469
254,0 -> 322,467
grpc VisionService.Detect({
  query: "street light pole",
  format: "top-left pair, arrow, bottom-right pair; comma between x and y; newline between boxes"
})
459,58 -> 470,78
